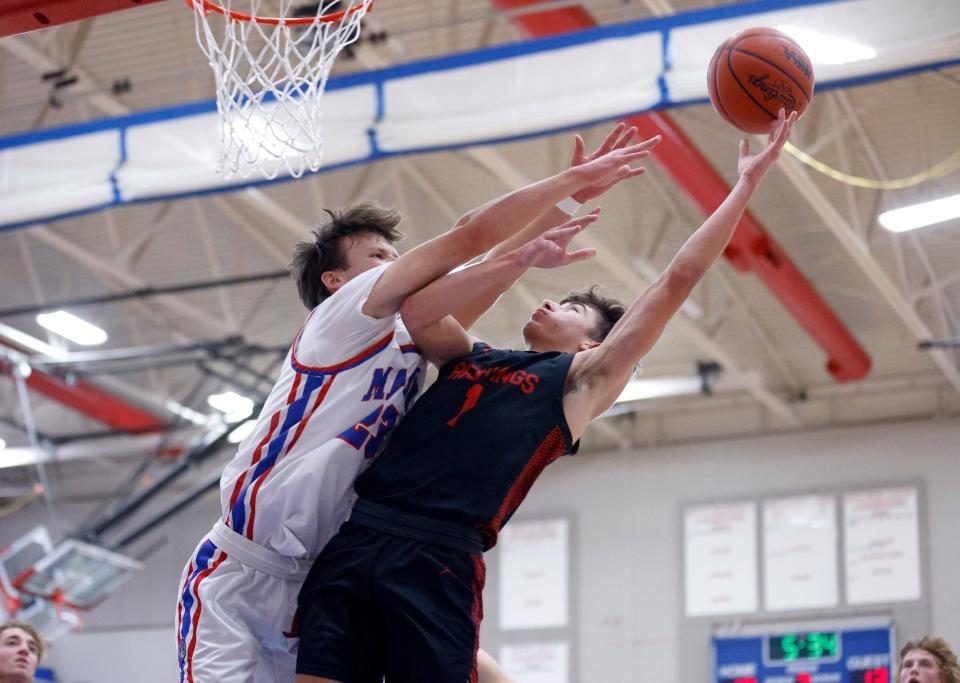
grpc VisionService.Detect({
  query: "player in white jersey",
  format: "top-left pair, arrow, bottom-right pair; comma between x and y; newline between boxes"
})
176,124 -> 659,683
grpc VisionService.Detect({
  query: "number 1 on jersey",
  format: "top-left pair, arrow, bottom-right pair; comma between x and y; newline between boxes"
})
447,383 -> 483,427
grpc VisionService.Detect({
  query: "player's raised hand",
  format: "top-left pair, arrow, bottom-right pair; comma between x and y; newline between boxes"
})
571,124 -> 657,203
515,210 -> 600,269
575,132 -> 660,190
737,108 -> 797,188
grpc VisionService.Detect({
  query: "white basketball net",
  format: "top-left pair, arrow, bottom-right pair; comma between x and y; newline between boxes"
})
189,0 -> 372,179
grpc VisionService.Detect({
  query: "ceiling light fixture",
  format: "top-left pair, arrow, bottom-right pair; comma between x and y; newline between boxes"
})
879,193 -> 960,233
207,391 -> 255,423
228,420 -> 257,444
35,311 -> 107,346
776,26 -> 877,65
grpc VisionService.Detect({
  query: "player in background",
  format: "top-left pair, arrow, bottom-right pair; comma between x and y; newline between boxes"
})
176,125 -> 660,683
294,110 -> 796,683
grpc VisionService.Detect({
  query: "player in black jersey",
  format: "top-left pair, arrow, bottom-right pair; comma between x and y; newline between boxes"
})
295,109 -> 797,683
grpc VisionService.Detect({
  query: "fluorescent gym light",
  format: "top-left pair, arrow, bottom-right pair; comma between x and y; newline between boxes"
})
163,400 -> 209,426
228,419 -> 257,444
0,438 -> 6,450
35,311 -> 107,346
777,26 -> 876,65
207,391 -> 254,423
879,194 -> 960,233
615,376 -> 703,404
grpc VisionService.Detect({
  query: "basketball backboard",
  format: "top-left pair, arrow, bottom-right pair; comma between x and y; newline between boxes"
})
0,526 -> 53,614
14,539 -> 143,609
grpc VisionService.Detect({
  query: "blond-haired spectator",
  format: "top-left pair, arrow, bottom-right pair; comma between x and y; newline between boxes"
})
899,637 -> 960,683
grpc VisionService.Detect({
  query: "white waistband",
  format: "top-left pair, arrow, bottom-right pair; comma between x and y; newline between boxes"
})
209,520 -> 312,582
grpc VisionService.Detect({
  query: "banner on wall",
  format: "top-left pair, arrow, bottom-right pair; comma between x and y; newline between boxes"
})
498,518 -> 569,631
844,486 -> 922,605
684,501 -> 758,617
762,494 -> 838,611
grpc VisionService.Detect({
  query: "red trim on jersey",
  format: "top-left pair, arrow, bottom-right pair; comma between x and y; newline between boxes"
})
291,329 -> 395,374
244,376 -> 335,539
224,408 -> 282,526
176,561 -> 194,656
185,550 -> 229,683
468,554 -> 487,683
285,370 -> 303,404
485,426 -> 568,545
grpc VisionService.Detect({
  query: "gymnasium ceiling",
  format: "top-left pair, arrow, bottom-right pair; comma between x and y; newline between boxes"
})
0,0 -> 958,529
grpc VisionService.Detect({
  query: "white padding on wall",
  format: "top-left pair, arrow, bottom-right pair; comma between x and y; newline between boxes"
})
378,32 -> 663,151
118,85 -> 379,200
0,131 -> 120,225
1,0 -> 959,229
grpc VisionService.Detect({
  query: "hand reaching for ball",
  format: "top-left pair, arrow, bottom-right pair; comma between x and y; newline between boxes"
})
737,108 -> 797,189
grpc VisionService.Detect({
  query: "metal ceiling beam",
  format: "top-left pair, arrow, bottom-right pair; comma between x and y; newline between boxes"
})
0,429 -> 196,471
0,345 -> 166,433
26,224 -> 230,336
775,154 -> 960,395
491,0 -> 871,385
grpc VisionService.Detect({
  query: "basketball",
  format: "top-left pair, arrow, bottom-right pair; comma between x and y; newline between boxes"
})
707,27 -> 815,134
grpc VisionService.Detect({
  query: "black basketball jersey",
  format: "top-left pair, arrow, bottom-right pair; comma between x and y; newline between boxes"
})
355,342 -> 578,548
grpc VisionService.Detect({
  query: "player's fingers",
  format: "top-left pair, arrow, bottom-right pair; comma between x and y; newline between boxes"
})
559,210 -> 599,228
565,247 -> 597,263
553,220 -> 592,238
633,134 -> 661,151
571,135 -> 585,165
597,123 -> 626,156
619,149 -> 652,163
739,138 -> 750,159
614,126 -> 639,150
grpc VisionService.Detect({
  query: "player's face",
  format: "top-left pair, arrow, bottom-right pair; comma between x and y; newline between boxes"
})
522,298 -> 602,353
899,649 -> 943,683
0,627 -> 39,681
325,232 -> 400,293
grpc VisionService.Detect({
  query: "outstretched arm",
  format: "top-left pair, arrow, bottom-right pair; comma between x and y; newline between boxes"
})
446,125 -> 659,330
363,140 -> 651,319
401,215 -> 600,366
564,110 -> 798,437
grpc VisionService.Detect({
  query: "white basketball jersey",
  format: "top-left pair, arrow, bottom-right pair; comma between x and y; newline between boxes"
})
218,264 -> 426,560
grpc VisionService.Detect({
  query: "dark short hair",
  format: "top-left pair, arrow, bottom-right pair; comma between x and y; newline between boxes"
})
0,620 -> 44,662
290,202 -> 404,309
561,286 -> 625,343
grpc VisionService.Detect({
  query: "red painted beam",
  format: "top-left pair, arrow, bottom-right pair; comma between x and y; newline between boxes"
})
492,0 -> 871,382
0,356 -> 166,433
0,0 -> 168,39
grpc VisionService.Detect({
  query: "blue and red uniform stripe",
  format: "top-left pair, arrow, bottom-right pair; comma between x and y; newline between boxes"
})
177,539 -> 227,683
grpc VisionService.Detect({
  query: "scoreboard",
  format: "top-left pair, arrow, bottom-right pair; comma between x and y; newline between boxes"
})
713,624 -> 893,683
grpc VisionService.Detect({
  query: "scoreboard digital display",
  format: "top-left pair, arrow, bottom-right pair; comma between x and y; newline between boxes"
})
714,624 -> 893,683
767,632 -> 839,664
